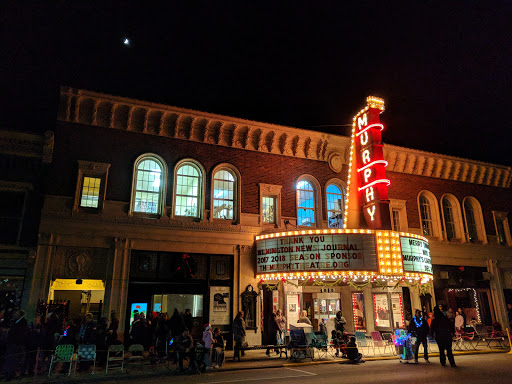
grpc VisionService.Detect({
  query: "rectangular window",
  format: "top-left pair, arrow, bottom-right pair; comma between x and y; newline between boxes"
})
493,211 -> 511,246
496,219 -> 506,245
0,190 -> 26,245
392,209 -> 401,232
80,177 -> 101,208
262,196 -> 275,224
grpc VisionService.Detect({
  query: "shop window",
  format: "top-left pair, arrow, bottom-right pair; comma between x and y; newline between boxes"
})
211,164 -> 240,223
259,183 -> 282,227
417,191 -> 441,239
173,159 -> 205,219
463,197 -> 486,243
0,187 -> 27,245
73,161 -> 110,213
296,175 -> 321,228
493,211 -> 512,246
326,181 -> 345,228
130,154 -> 167,217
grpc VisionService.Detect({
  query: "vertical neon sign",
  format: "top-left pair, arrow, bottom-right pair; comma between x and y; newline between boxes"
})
346,96 -> 391,229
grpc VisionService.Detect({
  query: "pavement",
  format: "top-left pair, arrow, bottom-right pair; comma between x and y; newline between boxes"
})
6,343 -> 511,383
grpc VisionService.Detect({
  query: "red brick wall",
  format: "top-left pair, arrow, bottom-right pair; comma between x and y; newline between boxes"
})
387,171 -> 512,235
50,122 -> 348,220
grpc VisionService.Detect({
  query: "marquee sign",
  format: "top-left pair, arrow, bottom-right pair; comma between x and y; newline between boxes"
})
400,237 -> 433,274
350,96 -> 392,229
255,229 -> 433,278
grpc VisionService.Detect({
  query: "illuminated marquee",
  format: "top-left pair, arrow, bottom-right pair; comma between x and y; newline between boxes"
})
255,229 -> 433,281
348,96 -> 392,229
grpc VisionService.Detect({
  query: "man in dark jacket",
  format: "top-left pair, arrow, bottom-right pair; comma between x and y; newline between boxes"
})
5,309 -> 28,380
408,309 -> 430,363
78,313 -> 96,345
431,306 -> 456,367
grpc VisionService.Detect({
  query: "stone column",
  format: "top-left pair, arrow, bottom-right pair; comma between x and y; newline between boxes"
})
487,259 -> 508,327
104,238 -> 132,339
26,233 -> 57,321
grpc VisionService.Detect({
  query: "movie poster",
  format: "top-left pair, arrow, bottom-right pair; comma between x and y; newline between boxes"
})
210,287 -> 231,325
373,294 -> 390,328
352,293 -> 367,331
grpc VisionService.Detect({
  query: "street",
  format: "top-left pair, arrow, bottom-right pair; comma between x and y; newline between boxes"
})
102,353 -> 511,384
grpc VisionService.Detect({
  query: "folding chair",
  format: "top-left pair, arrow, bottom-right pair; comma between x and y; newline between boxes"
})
452,333 -> 464,351
127,344 -> 145,370
354,331 -> 372,355
371,331 -> 393,355
310,333 -> 329,360
106,344 -> 125,374
48,344 -> 75,377
74,344 -> 96,374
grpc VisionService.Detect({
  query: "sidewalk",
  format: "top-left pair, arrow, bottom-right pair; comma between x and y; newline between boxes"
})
9,345 -> 511,383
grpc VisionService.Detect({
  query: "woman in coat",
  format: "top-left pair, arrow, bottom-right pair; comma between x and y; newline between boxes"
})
265,312 -> 280,356
232,311 -> 246,360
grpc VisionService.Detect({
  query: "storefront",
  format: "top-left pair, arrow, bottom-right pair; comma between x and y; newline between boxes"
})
256,229 -> 433,335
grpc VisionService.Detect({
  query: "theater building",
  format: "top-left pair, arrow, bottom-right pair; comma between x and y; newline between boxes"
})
28,87 -> 512,342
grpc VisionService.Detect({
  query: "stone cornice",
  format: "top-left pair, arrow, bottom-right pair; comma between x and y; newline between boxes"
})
0,130 -> 54,163
383,144 -> 512,188
57,87 -> 511,188
58,86 -> 350,163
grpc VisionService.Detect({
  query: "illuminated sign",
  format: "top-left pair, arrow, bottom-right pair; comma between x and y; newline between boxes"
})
400,237 -> 433,274
255,230 -> 433,279
349,96 -> 391,229
256,233 -> 378,273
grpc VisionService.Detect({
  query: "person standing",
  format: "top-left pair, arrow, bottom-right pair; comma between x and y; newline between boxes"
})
297,310 -> 311,325
431,306 -> 456,368
454,310 -> 464,332
232,311 -> 246,360
265,312 -> 280,356
4,309 -> 28,380
408,309 -> 430,363
183,309 -> 193,334
202,324 -> 214,370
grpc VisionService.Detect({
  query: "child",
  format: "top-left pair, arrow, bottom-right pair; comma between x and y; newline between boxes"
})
346,336 -> 365,364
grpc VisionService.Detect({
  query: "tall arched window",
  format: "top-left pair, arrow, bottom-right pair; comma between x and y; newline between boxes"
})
442,197 -> 456,240
174,160 -> 204,218
326,183 -> 345,228
297,180 -> 316,227
212,167 -> 237,220
130,154 -> 167,216
464,199 -> 478,242
419,195 -> 433,236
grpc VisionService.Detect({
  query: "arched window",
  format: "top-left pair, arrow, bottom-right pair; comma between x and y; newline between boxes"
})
326,183 -> 345,228
173,160 -> 205,218
463,197 -> 487,243
212,164 -> 240,222
419,195 -> 434,237
297,180 -> 315,226
130,154 -> 167,216
442,197 -> 456,240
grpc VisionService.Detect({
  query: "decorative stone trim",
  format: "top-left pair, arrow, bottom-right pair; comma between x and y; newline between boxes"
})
0,130 -> 54,163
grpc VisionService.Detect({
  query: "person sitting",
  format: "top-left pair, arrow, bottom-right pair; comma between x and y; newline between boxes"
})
346,336 -> 365,364
176,328 -> 198,372
212,328 -> 225,368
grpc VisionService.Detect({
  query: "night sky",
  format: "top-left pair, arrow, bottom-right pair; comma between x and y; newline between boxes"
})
4,1 -> 512,166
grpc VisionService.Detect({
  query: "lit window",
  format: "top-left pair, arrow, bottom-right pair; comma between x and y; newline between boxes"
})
175,164 -> 201,217
464,199 -> 478,242
297,180 -> 315,226
130,154 -> 166,216
442,197 -> 456,240
213,170 -> 235,220
419,195 -> 433,237
80,177 -> 101,208
392,209 -> 401,232
262,196 -> 276,224
326,184 -> 344,228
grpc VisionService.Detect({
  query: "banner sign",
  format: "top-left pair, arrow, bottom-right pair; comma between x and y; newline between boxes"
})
400,237 -> 432,274
256,233 -> 378,273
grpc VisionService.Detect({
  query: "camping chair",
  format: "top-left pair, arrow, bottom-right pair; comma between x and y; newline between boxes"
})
127,344 -> 145,370
48,344 -> 75,377
106,344 -> 125,374
452,333 -> 464,351
288,329 -> 313,360
371,331 -> 393,355
354,331 -> 372,355
310,332 -> 329,359
74,344 -> 96,374
461,327 -> 476,350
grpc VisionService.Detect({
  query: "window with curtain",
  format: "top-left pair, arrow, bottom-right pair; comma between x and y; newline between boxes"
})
326,184 -> 344,228
297,180 -> 315,226
419,195 -> 433,237
442,197 -> 456,240
213,169 -> 235,220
